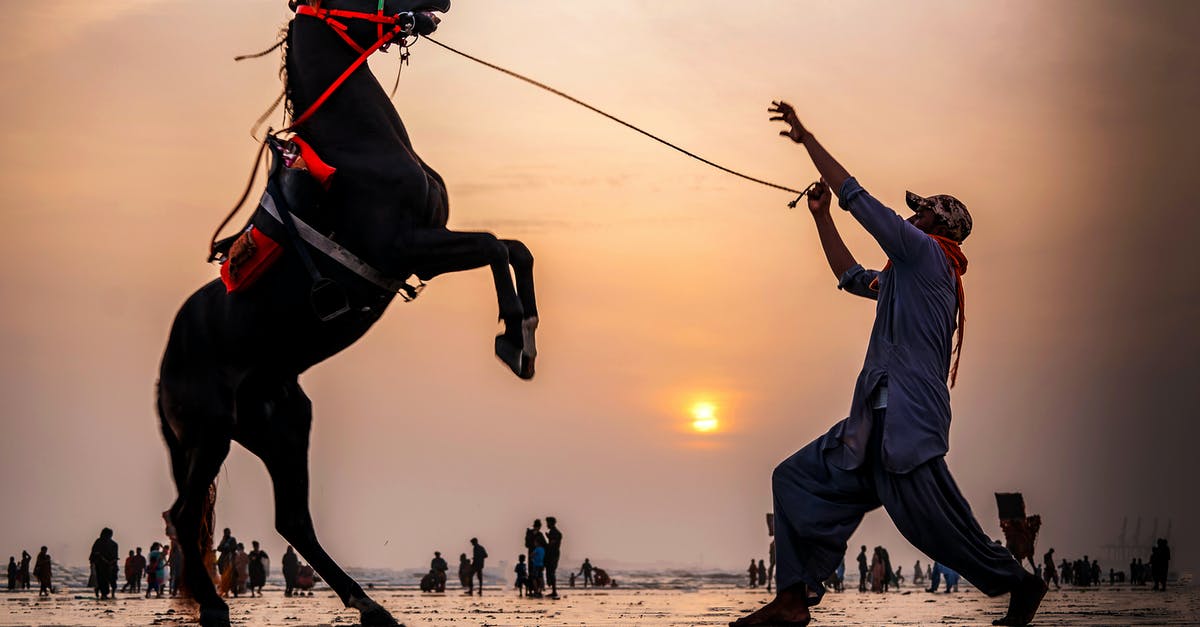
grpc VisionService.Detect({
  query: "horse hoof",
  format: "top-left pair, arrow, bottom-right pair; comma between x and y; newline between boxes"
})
495,335 -> 534,380
521,316 -> 538,359
199,606 -> 231,627
359,601 -> 403,626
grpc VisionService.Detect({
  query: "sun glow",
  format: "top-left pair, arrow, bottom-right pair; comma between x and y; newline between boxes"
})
690,402 -> 719,433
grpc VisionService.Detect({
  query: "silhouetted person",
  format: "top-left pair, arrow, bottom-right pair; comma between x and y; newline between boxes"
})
122,550 -> 136,592
524,519 -> 545,572
1090,560 -> 1100,586
458,553 -> 472,591
1150,539 -> 1170,591
470,538 -> 488,595
530,539 -> 546,597
146,542 -> 165,598
167,542 -> 182,597
232,543 -> 249,597
758,560 -> 768,589
216,528 -> 236,589
569,572 -> 576,588
132,547 -> 146,593
18,551 -> 30,590
749,559 -> 760,588
913,560 -> 924,586
430,551 -> 448,592
6,556 -> 16,591
545,516 -> 563,598
248,541 -> 268,597
34,547 -> 52,596
857,546 -> 868,592
943,564 -> 961,592
89,528 -> 118,599
580,558 -> 593,588
1042,549 -> 1058,589
880,546 -> 894,591
767,540 -> 776,592
514,555 -> 529,597
282,546 -> 299,597
734,102 -> 1045,627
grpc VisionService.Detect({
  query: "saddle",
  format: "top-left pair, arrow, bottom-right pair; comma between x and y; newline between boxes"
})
216,135 -> 335,295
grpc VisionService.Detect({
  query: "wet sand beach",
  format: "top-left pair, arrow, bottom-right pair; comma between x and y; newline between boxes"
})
3,585 -> 1197,626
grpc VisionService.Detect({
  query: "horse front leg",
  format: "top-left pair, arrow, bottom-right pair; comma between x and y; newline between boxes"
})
405,228 -> 535,379
500,238 -> 538,361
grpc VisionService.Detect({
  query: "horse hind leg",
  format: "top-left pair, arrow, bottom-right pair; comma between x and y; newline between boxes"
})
240,380 -> 402,626
159,387 -> 233,626
164,436 -> 231,626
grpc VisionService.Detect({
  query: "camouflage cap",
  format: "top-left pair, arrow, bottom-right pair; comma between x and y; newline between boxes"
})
906,191 -> 972,243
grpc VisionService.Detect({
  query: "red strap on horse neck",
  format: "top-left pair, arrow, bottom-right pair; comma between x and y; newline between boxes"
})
285,3 -> 414,132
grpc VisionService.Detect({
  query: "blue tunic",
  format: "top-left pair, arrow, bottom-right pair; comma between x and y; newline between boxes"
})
824,177 -> 960,473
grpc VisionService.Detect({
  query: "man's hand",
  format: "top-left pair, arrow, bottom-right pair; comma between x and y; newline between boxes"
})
769,100 -> 808,143
807,179 -> 831,216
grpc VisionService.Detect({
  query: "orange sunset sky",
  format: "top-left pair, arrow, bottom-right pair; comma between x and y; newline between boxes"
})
1,1 -> 1197,577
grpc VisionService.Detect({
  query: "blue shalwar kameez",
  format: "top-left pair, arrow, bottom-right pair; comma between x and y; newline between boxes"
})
771,178 -> 1026,603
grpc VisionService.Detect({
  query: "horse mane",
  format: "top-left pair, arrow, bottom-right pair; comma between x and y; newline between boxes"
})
281,19 -> 297,123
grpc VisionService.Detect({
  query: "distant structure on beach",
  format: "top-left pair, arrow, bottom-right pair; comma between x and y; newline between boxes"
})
1102,517 -> 1173,566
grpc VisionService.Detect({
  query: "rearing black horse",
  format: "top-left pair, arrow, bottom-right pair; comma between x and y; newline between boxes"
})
158,2 -> 536,625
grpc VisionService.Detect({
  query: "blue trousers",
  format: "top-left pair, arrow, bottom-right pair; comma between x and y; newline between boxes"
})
772,409 -> 1025,603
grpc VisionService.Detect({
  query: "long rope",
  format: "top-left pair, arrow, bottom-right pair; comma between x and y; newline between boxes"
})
423,37 -> 805,196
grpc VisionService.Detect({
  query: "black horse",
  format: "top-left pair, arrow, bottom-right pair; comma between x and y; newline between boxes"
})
157,1 -> 537,625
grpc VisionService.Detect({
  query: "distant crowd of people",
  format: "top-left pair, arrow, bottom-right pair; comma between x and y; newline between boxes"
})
416,516 -> 618,599
70,526 -> 317,600
1040,540 -> 1172,590
6,548 -> 53,596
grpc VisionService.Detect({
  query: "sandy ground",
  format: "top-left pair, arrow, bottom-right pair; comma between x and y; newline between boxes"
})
2,585 -> 1197,626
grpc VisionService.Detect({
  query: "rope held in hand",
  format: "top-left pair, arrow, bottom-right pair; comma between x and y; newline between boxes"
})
424,37 -> 805,196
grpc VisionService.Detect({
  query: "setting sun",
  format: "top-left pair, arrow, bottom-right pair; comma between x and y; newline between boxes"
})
690,402 -> 719,433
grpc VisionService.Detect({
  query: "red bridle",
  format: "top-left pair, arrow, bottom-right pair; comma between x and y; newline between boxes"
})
285,1 -> 418,131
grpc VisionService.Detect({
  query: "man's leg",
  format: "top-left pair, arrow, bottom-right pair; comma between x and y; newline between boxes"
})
732,430 -> 879,626
876,456 -> 1044,625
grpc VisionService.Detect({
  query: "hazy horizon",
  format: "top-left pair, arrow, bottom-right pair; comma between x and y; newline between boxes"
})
1,0 -> 1197,583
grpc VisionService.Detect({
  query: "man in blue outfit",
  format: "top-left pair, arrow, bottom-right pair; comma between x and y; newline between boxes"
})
731,102 -> 1046,627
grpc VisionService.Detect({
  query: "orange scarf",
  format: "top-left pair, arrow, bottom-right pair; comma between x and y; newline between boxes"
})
870,235 -> 967,387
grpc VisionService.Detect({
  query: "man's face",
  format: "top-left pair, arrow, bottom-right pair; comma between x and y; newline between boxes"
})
907,209 -> 936,233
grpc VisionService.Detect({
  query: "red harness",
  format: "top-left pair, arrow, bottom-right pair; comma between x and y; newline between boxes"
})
286,1 -> 417,131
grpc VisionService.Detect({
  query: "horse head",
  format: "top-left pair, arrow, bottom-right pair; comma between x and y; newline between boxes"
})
298,0 -> 450,45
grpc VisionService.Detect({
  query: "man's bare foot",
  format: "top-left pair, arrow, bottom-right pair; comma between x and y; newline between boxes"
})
730,585 -> 811,626
992,573 -> 1048,626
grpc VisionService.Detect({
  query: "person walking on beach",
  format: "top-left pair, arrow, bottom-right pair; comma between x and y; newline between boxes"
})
856,546 -> 868,592
6,556 -> 17,591
167,542 -> 181,597
731,102 -> 1045,627
17,551 -> 31,590
1150,539 -> 1170,591
232,543 -> 250,597
34,547 -> 52,596
749,559 -> 760,588
457,553 -> 472,591
758,560 -> 768,589
1043,549 -> 1059,589
89,528 -> 119,600
767,541 -> 776,592
469,538 -> 488,595
248,541 -> 269,597
146,542 -> 165,598
545,516 -> 563,598
282,546 -> 299,597
580,558 -> 593,588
